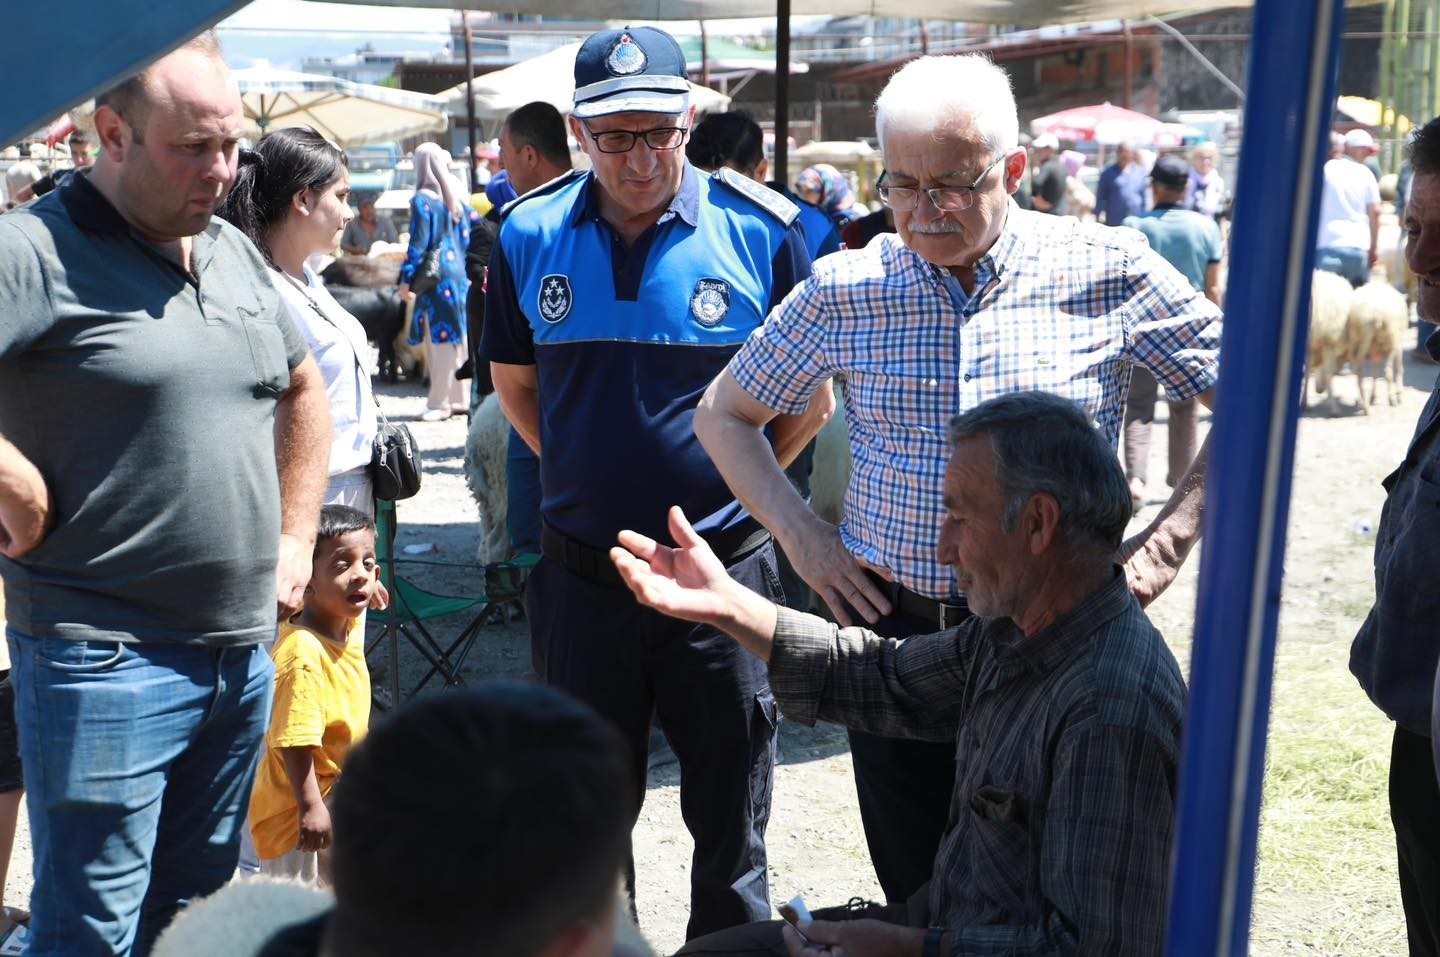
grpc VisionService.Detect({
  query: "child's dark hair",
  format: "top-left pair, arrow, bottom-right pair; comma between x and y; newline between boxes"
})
216,126 -> 348,268
686,110 -> 764,175
316,504 -> 375,552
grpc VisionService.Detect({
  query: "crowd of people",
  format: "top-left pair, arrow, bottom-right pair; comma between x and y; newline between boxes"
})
0,18 -> 1438,957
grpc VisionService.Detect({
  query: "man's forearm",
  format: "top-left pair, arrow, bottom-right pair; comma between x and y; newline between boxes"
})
491,366 -> 542,455
768,381 -> 834,469
694,402 -> 818,549
1145,430 -> 1208,561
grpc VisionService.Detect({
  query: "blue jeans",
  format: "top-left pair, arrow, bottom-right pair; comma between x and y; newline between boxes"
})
1315,246 -> 1369,287
7,631 -> 273,957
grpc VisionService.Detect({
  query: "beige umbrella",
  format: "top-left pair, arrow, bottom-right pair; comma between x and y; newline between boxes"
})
233,65 -> 449,148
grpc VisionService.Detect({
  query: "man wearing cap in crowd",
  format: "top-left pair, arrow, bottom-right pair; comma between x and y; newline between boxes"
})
480,26 -> 821,939
1028,133 -> 1069,215
692,53 -> 1221,908
1121,155 -> 1225,511
1316,128 -> 1382,286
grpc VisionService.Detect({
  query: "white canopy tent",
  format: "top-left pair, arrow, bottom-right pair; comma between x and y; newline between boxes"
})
438,43 -> 731,126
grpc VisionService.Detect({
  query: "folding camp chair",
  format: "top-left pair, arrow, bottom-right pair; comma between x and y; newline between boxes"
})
366,499 -> 536,706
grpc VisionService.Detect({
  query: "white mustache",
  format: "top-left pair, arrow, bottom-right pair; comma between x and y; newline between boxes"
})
908,221 -> 965,234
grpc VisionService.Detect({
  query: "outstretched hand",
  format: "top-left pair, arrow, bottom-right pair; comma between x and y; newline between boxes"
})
610,506 -> 737,626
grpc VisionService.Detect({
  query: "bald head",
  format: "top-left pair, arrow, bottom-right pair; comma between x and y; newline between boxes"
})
90,34 -> 245,242
96,33 -> 227,144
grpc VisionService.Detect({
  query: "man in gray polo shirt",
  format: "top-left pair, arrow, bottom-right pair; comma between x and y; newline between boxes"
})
0,35 -> 330,957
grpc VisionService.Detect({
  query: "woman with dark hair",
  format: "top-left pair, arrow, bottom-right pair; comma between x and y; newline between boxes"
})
687,111 -> 839,261
397,142 -> 471,421
218,126 -> 379,513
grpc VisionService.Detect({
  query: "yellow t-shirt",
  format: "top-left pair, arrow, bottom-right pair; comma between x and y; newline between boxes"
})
249,617 -> 371,860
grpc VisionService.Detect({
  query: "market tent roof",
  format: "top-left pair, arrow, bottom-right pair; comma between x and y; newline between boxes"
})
1336,95 -> 1413,135
438,43 -> 730,124
356,0 -> 1252,23
5,0 -> 1261,147
234,66 -> 448,147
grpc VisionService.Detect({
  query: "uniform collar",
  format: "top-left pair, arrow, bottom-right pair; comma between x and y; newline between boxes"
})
571,162 -> 700,229
989,567 -> 1133,677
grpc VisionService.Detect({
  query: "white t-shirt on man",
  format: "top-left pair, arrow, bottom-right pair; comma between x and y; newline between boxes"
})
1316,157 -> 1380,251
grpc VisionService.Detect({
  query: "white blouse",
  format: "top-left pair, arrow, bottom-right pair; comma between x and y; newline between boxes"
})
269,264 -> 378,477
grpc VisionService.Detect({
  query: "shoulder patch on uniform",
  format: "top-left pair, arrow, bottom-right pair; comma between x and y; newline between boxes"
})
711,167 -> 799,227
498,168 -> 587,221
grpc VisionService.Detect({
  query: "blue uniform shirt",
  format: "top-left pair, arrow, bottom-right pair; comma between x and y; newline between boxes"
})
481,163 -> 812,547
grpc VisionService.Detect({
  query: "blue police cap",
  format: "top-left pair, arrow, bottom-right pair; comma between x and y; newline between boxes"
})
572,26 -> 690,119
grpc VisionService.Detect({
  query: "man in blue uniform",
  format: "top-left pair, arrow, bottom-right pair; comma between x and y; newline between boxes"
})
480,26 -> 821,940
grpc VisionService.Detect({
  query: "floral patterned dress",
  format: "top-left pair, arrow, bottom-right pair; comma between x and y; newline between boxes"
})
399,191 -> 471,346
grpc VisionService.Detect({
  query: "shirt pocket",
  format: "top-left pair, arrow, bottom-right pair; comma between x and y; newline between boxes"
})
967,785 -> 1033,914
237,305 -> 292,398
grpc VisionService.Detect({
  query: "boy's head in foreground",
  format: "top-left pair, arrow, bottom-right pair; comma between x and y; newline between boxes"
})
322,681 -> 638,957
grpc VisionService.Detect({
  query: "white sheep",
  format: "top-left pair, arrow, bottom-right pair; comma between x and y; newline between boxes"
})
1306,269 -> 1357,415
464,393 -> 514,564
1346,280 -> 1409,411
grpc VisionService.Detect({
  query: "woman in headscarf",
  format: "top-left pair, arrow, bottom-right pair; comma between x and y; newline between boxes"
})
793,163 -> 861,228
399,142 -> 471,421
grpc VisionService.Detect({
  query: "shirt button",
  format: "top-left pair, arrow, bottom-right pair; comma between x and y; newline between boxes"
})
926,378 -> 938,388
963,374 -> 973,382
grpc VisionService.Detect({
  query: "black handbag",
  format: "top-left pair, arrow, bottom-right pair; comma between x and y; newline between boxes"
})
371,413 -> 422,501
410,247 -> 442,296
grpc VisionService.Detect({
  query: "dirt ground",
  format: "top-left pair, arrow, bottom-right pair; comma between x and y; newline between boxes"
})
365,339 -> 1434,955
1,304 -> 1430,955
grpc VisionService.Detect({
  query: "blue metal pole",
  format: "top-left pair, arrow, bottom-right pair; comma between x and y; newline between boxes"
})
1163,0 -> 1345,954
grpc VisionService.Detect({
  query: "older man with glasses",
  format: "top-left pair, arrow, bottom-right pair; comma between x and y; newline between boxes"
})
693,53 -> 1223,907
480,25 -> 821,941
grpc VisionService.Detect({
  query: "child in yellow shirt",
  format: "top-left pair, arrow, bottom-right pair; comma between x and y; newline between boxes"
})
249,505 -> 377,884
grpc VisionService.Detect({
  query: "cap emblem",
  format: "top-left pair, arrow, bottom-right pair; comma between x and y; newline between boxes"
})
606,33 -> 647,76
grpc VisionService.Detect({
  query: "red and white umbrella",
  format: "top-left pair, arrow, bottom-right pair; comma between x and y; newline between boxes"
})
1031,102 -> 1164,146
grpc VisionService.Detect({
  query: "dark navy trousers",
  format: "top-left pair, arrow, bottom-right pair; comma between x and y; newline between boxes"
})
844,604 -> 963,904
524,542 -> 784,940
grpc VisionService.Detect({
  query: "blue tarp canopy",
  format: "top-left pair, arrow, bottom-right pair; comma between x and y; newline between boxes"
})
4,2 -> 250,149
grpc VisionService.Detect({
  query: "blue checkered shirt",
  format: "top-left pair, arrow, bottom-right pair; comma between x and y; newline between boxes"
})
729,205 -> 1222,599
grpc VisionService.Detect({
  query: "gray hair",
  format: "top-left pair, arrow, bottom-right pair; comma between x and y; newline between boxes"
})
948,391 -> 1132,554
874,55 -> 1019,157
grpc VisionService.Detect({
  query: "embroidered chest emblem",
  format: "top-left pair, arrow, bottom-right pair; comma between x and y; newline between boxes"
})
690,278 -> 731,327
607,34 -> 647,76
538,274 -> 573,323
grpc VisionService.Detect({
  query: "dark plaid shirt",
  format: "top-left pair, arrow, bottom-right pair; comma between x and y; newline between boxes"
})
769,570 -> 1185,956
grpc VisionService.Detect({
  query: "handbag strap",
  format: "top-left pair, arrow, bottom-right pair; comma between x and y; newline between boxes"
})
278,270 -> 392,431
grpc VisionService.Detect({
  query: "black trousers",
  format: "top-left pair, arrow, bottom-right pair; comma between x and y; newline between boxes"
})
525,544 -> 785,941
842,598 -> 962,904
1391,726 -> 1440,957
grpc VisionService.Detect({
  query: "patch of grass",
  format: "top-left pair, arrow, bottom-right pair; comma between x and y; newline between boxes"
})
1249,645 -> 1405,956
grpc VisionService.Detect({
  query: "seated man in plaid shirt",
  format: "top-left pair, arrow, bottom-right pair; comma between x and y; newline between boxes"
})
693,54 -> 1219,905
615,391 -> 1185,957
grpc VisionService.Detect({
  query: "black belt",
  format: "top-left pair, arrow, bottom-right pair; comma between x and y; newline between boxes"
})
542,519 -> 771,589
867,571 -> 970,630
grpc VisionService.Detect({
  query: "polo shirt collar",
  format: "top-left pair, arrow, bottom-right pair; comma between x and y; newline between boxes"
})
990,567 -> 1133,676
60,168 -> 223,274
569,162 -> 701,229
